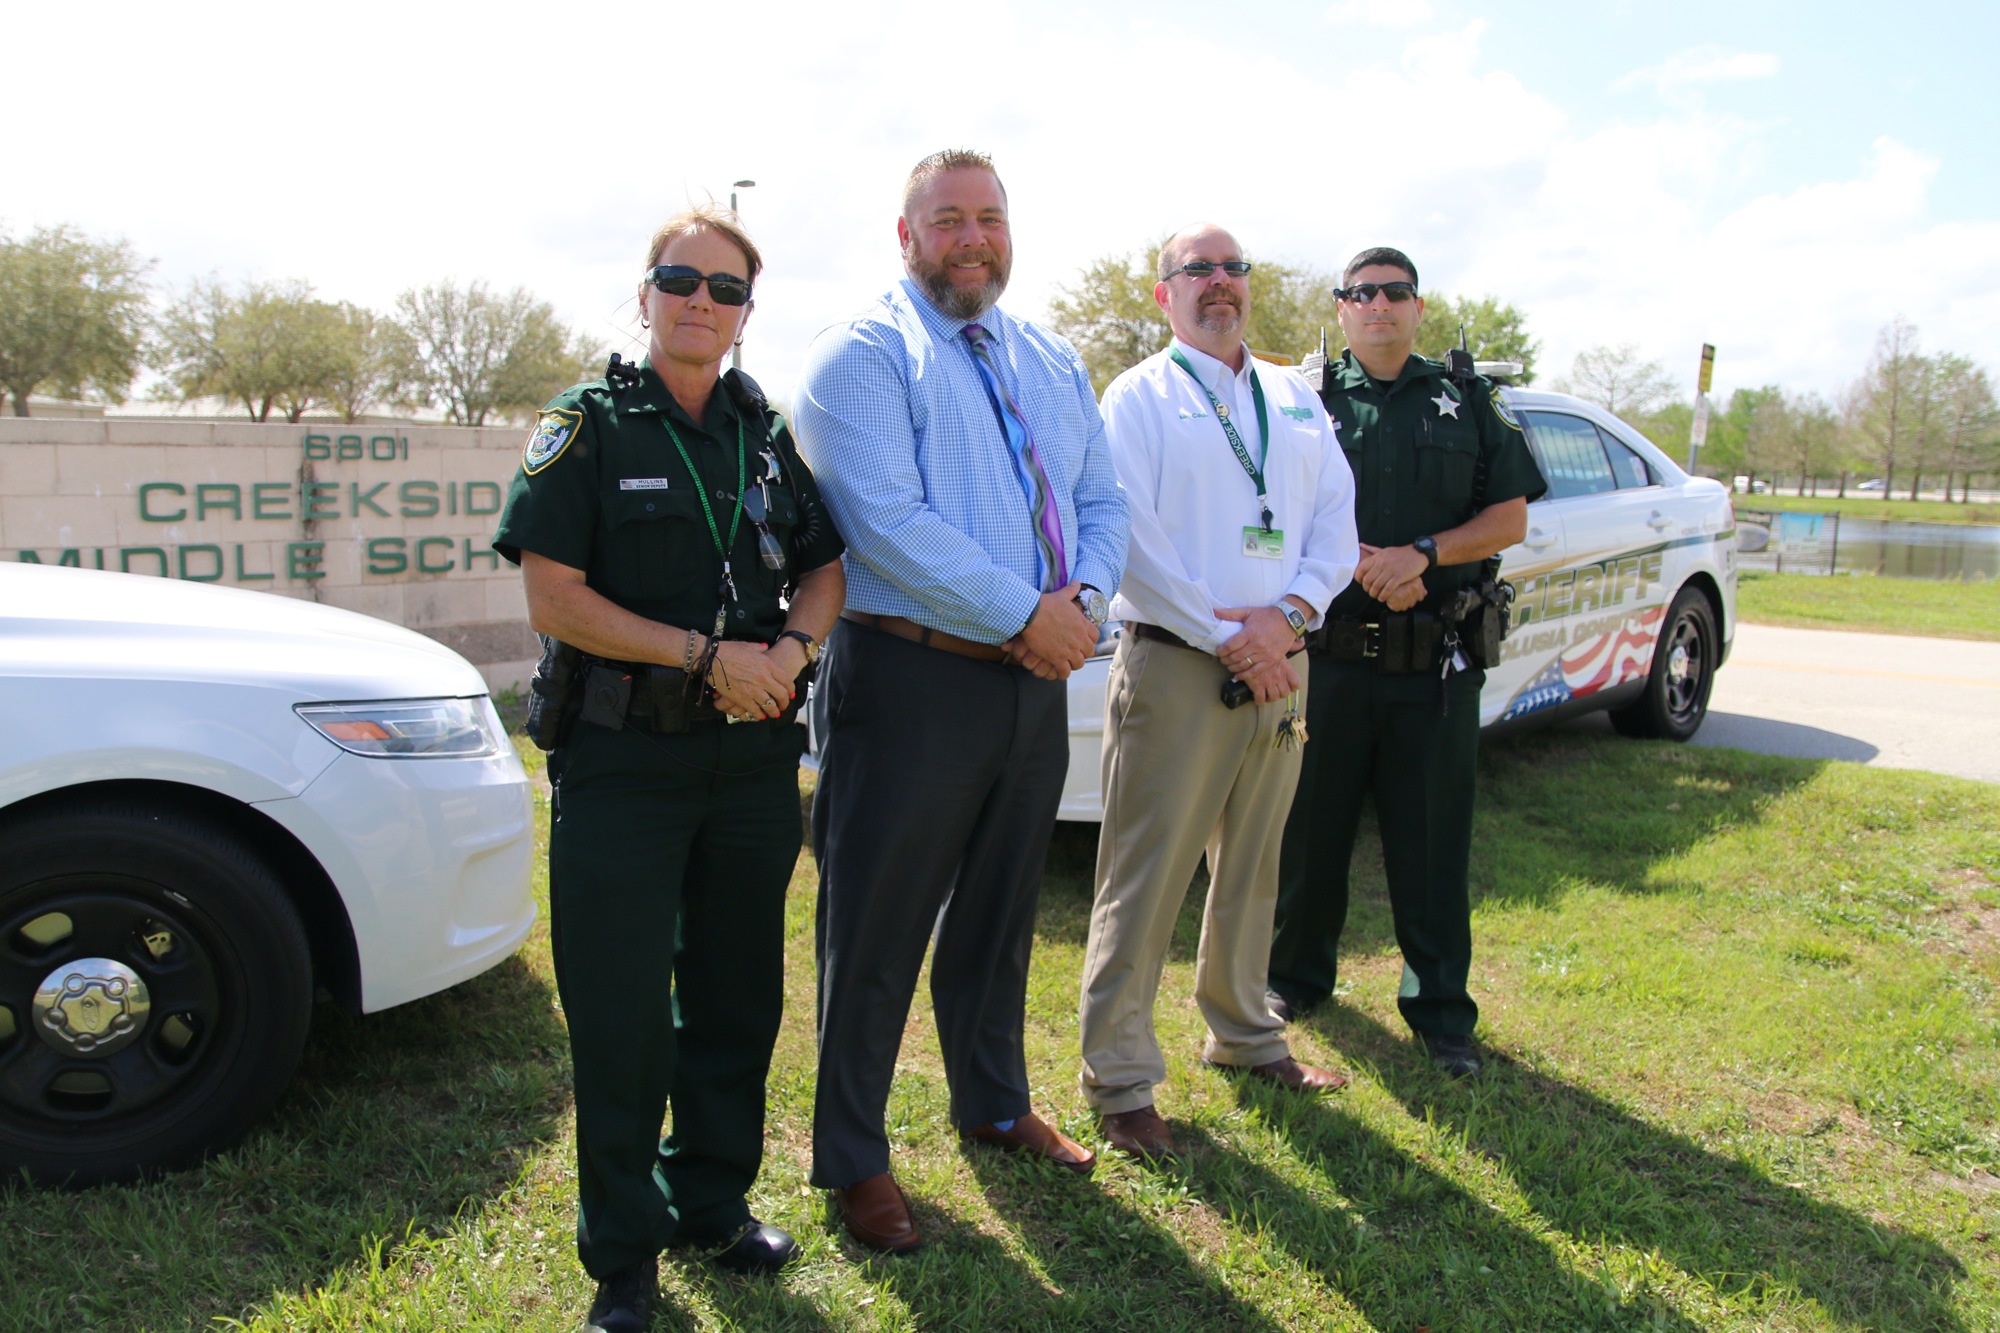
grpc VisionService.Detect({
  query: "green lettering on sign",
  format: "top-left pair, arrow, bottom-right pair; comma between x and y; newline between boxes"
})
178,545 -> 224,582
400,481 -> 439,518
121,547 -> 169,577
196,483 -> 241,521
235,544 -> 274,582
253,482 -> 291,520
138,483 -> 187,522
287,542 -> 325,581
367,537 -> 408,575
415,536 -> 454,574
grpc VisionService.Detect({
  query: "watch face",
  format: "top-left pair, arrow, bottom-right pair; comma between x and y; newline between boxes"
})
1078,589 -> 1109,625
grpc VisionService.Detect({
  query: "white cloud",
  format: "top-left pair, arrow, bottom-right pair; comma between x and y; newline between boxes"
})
1614,45 -> 1782,94
1323,0 -> 1434,28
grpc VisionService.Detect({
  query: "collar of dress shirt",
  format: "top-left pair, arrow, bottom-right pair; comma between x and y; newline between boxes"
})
1169,337 -> 1256,416
897,275 -> 1001,339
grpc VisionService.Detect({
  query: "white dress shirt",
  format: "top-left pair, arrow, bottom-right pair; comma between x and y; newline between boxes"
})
1100,339 -> 1358,653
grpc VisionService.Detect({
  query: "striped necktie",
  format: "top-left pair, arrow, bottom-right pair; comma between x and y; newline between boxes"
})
964,322 -> 1068,590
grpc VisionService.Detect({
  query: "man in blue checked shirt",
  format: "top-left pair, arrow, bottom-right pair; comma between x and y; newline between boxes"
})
795,147 -> 1128,1254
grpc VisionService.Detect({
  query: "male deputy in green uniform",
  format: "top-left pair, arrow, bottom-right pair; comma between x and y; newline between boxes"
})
1268,246 -> 1545,1079
493,206 -> 845,1331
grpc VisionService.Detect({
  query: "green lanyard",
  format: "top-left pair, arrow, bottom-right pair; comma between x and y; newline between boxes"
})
658,413 -> 746,639
1170,346 -> 1273,531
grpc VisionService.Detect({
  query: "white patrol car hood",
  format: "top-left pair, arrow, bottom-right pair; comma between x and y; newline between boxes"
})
0,563 -> 487,701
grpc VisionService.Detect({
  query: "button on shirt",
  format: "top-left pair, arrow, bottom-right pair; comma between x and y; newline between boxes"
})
1102,341 -> 1358,653
794,279 -> 1128,644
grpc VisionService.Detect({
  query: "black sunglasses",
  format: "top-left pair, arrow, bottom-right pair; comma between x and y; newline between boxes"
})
1339,281 -> 1418,304
1165,259 -> 1253,280
647,264 -> 753,306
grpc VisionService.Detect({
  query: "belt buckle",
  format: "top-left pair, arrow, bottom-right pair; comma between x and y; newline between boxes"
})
1360,623 -> 1382,659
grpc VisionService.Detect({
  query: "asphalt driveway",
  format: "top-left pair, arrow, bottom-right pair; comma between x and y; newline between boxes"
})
1564,622 -> 2000,785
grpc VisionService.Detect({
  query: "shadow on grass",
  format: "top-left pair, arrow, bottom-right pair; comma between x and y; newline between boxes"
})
1314,1006 -> 1968,1331
957,1144 -> 1285,1331
0,950 -> 570,1331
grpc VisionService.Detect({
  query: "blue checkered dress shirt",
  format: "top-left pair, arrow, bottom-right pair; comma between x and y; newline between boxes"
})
795,279 -> 1128,644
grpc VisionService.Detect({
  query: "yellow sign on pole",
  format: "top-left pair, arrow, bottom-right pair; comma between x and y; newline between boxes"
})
1698,343 -> 1716,395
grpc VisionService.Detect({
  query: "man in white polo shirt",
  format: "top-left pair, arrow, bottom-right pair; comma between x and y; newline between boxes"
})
1077,223 -> 1359,1161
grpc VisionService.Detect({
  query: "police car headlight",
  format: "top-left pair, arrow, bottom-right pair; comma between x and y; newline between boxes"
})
295,697 -> 504,758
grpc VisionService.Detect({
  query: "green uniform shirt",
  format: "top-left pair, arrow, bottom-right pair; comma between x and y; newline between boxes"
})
1320,349 -> 1545,620
493,362 -> 844,645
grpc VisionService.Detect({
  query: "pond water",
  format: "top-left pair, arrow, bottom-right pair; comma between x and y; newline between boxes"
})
1737,513 -> 2000,579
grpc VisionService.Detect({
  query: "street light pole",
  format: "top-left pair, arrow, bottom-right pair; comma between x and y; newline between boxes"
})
730,179 -> 755,371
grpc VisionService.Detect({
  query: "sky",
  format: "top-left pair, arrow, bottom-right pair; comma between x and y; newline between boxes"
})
9,0 -> 1998,412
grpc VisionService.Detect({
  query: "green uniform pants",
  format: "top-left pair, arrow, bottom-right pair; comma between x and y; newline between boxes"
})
1270,652 -> 1483,1038
549,716 -> 804,1279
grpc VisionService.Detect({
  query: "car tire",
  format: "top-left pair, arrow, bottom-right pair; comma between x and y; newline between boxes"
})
0,799 -> 313,1186
1609,586 -> 1717,743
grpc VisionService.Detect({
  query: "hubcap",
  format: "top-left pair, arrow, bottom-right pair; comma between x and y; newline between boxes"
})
32,957 -> 151,1057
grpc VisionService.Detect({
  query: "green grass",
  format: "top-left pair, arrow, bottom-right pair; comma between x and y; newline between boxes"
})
1737,571 -> 2000,640
1734,492 -> 2000,526
5,729 -> 1999,1330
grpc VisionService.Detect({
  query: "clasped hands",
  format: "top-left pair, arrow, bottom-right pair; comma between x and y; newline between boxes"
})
1005,581 -> 1099,681
1216,604 -> 1303,705
1356,543 -> 1428,612
707,637 -> 810,721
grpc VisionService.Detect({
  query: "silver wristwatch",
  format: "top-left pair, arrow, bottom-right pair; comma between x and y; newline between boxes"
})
1075,586 -> 1110,627
1279,603 -> 1309,638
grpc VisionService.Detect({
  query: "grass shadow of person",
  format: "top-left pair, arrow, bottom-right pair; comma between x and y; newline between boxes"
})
1316,1004 -> 1970,1331
958,1142 -> 1288,1331
1178,1092 -> 1711,1332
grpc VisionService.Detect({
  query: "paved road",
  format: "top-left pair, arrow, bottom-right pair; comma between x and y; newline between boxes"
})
1564,622 -> 2000,785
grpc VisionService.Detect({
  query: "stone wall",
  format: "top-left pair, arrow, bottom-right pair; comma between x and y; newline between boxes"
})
0,418 -> 537,692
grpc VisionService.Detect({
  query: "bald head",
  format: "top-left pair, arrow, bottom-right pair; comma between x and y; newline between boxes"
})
1154,224 -> 1250,369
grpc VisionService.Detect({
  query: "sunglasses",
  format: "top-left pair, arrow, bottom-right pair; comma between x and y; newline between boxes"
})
646,264 -> 753,306
1165,259 -> 1253,280
1339,281 -> 1418,304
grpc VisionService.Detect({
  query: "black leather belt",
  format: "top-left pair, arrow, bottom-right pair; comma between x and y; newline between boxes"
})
1127,621 -> 1306,657
1309,614 -> 1445,673
843,610 -> 1008,662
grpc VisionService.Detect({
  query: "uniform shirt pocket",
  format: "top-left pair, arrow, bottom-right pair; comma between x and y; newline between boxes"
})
598,486 -> 706,604
1416,418 -> 1479,505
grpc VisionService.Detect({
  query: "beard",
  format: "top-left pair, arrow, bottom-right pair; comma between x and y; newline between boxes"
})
908,247 -> 1011,321
1194,293 -> 1244,337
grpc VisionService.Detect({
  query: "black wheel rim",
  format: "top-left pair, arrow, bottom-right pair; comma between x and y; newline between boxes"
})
0,879 -> 234,1141
1660,607 -> 1709,726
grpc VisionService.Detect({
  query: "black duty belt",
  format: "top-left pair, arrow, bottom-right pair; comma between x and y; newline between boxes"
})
585,656 -> 802,733
1309,614 -> 1446,673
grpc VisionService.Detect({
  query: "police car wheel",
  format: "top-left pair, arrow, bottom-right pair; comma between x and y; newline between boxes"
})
0,800 -> 313,1187
1609,587 -> 1717,743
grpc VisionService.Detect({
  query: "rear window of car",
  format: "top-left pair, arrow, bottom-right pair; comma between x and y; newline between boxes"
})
1524,411 -> 1656,497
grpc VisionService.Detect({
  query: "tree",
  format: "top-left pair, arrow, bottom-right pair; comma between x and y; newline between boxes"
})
1556,343 -> 1679,419
1046,247 -> 1171,397
0,224 -> 151,415
1929,354 -> 1998,502
1708,386 -> 1788,485
324,303 -> 412,424
1848,317 -> 1926,499
153,278 -> 356,423
1786,393 -> 1841,496
392,281 -> 600,426
1415,294 -> 1541,383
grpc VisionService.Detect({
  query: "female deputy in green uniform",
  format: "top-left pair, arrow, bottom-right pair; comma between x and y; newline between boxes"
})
492,204 -> 844,1332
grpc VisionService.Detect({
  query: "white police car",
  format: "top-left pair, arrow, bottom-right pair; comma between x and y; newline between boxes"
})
1050,377 -> 1738,821
0,562 -> 536,1184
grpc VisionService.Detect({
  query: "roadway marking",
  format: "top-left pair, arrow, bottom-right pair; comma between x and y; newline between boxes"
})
1732,659 -> 2000,689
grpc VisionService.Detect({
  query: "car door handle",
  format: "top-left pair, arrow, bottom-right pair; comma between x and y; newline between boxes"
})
1647,510 -> 1675,530
1524,527 -> 1558,550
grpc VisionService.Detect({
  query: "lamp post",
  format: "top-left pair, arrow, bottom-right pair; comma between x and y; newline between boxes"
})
730,179 -> 756,370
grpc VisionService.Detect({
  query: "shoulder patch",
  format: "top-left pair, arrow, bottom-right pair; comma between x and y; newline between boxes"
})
524,407 -> 582,474
1490,390 -> 1522,431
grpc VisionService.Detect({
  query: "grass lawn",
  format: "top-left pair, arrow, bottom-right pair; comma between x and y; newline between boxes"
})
4,729 -> 1998,1330
1737,571 -> 2000,641
1733,493 -> 2000,527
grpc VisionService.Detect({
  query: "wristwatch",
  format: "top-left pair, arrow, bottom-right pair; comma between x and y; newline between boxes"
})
1413,535 -> 1439,571
1279,603 -> 1309,638
777,629 -> 820,665
1075,585 -> 1110,627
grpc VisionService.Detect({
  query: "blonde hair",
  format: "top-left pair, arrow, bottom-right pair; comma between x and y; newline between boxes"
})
641,204 -> 763,279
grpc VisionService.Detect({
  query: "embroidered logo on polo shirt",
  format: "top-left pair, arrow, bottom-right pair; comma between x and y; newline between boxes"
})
524,408 -> 581,474
1279,405 -> 1314,421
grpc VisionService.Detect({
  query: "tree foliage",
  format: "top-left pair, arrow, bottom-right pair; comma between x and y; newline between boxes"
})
1848,317 -> 1926,498
0,225 -> 151,416
153,278 -> 360,422
1048,243 -> 1534,395
391,282 -> 600,426
1556,343 -> 1679,420
324,303 -> 413,424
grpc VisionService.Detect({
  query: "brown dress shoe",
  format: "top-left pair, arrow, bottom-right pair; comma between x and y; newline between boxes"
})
1211,1054 -> 1348,1093
1100,1105 -> 1178,1160
833,1172 -> 921,1254
960,1111 -> 1096,1173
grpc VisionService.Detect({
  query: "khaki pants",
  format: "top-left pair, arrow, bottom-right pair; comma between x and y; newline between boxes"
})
1078,634 -> 1305,1115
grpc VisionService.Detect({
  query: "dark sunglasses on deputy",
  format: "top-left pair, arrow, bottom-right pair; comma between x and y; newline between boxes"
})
647,264 -> 753,305
1166,260 -> 1253,279
1339,281 -> 1418,303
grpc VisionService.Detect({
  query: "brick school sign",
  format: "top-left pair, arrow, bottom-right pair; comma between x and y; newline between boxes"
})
0,419 -> 536,691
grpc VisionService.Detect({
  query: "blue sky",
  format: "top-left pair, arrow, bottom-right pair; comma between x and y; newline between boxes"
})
11,1 -> 1996,412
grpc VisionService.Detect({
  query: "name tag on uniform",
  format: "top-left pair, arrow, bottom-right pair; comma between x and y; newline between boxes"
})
1242,527 -> 1285,559
618,478 -> 671,490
